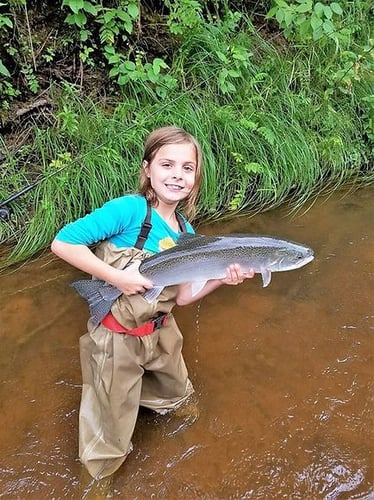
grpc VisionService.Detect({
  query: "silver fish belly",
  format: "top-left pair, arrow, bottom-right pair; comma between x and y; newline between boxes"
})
71,233 -> 314,323
139,233 -> 314,301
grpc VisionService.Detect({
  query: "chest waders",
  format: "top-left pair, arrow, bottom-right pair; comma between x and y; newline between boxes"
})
78,200 -> 194,480
101,201 -> 187,335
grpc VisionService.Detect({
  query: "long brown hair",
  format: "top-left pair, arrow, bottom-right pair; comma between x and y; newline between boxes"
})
139,126 -> 203,220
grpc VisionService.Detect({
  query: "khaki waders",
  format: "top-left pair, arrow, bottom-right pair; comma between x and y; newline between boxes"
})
78,244 -> 194,480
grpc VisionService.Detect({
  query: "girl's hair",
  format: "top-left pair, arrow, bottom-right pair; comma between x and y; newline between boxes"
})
139,126 -> 203,220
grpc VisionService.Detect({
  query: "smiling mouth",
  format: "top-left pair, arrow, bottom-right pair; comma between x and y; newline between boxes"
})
165,184 -> 183,190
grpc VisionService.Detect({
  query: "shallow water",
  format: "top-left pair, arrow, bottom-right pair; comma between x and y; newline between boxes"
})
0,187 -> 373,499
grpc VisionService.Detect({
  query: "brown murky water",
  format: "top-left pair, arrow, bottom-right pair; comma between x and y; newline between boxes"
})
0,187 -> 373,499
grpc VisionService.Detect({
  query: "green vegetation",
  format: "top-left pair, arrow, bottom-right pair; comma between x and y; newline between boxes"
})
0,1 -> 373,267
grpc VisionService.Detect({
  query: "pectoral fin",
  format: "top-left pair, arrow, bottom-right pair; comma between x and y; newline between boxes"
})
261,269 -> 272,287
191,281 -> 207,297
142,286 -> 164,304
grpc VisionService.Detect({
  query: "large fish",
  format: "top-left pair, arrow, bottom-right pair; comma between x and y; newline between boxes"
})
71,233 -> 314,326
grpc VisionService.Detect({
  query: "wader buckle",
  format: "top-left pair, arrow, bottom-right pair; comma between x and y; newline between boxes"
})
152,312 -> 167,331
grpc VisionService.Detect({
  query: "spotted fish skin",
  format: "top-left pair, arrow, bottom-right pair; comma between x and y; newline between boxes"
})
140,233 -> 314,301
71,233 -> 314,324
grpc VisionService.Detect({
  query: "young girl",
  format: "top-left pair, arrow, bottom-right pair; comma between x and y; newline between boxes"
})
51,126 -> 254,480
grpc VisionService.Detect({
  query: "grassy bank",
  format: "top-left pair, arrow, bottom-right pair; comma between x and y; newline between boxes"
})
0,11 -> 373,268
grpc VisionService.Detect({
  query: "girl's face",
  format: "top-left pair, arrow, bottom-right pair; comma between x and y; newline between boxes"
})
143,142 -> 197,207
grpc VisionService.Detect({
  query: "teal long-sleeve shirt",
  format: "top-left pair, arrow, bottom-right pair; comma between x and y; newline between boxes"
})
55,194 -> 194,254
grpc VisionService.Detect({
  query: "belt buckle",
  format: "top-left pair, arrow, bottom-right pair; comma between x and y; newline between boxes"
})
153,313 -> 166,331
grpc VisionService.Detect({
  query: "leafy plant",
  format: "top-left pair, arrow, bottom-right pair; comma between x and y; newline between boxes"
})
60,0 -> 174,95
107,49 -> 178,98
165,0 -> 203,35
266,0 -> 346,45
98,3 -> 139,43
0,2 -> 16,109
0,2 -> 13,76
361,93 -> 374,142
62,0 -> 99,29
330,41 -> 374,90
56,104 -> 79,134
21,64 -> 39,93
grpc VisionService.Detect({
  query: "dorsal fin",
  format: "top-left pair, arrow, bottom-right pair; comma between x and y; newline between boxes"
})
177,233 -> 204,243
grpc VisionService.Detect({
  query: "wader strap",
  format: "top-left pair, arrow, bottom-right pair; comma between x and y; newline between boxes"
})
134,199 -> 187,250
134,200 -> 152,250
102,311 -> 168,336
176,212 -> 187,233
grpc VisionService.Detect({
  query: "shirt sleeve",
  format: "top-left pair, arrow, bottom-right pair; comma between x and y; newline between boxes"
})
54,196 -> 137,245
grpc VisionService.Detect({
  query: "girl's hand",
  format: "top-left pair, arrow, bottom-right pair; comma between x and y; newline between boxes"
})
220,263 -> 255,285
50,240 -> 153,296
111,260 -> 153,295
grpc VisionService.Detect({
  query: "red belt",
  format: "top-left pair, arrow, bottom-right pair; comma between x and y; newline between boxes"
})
101,311 -> 168,336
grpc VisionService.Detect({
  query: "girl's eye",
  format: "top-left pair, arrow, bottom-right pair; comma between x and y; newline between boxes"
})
184,165 -> 195,172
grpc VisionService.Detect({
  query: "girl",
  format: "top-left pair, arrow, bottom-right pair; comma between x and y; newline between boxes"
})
51,126 -> 254,480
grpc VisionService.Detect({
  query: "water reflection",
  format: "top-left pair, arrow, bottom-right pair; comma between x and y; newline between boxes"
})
0,187 -> 372,499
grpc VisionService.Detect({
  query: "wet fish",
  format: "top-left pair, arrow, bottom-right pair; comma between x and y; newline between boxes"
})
71,233 -> 314,325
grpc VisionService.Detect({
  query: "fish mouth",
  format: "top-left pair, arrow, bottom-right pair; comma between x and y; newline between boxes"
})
295,253 -> 314,268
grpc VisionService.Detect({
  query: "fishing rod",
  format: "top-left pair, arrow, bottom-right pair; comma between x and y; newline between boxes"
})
0,162 -> 74,221
0,182 -> 39,221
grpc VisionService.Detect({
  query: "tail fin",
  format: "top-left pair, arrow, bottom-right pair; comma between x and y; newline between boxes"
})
71,279 -> 122,326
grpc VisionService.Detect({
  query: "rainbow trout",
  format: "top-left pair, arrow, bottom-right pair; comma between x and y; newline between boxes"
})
71,233 -> 314,325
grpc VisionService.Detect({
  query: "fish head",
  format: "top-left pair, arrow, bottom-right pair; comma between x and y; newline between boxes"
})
270,242 -> 314,271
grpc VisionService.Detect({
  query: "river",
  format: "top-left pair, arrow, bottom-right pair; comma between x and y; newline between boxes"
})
0,187 -> 372,499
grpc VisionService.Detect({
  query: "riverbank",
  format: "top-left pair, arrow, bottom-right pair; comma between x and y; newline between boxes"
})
0,4 -> 373,267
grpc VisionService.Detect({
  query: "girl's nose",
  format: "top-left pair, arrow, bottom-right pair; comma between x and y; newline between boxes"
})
172,165 -> 183,178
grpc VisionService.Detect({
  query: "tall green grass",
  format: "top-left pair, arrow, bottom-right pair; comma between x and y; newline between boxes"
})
0,12 -> 373,268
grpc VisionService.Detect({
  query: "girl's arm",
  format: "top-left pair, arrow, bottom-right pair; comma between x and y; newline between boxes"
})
175,264 -> 255,306
51,239 -> 153,295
